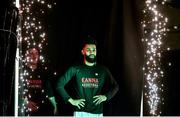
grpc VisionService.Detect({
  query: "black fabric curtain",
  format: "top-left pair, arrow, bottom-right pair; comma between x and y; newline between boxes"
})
40,0 -> 180,116
0,2 -> 18,115
1,0 -> 180,116
46,0 -> 143,115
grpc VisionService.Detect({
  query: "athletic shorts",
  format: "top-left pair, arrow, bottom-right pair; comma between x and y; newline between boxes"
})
74,111 -> 103,117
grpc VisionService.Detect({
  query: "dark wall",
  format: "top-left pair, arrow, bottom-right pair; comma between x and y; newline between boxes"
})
0,2 -> 18,115
161,50 -> 180,116
46,0 -> 143,116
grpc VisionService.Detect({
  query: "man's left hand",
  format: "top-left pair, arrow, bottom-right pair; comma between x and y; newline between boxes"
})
53,107 -> 59,116
93,95 -> 107,105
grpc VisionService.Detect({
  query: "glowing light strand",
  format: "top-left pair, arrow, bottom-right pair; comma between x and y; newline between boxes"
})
17,0 -> 55,115
141,0 -> 168,116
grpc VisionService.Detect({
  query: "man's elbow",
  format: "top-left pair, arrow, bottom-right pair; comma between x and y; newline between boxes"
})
115,84 -> 119,93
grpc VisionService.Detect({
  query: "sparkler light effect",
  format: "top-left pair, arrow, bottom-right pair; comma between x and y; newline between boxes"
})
141,0 -> 168,116
16,0 -> 56,115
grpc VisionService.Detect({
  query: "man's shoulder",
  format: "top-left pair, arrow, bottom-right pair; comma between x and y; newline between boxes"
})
67,64 -> 83,71
96,64 -> 108,69
69,63 -> 82,68
70,63 -> 109,71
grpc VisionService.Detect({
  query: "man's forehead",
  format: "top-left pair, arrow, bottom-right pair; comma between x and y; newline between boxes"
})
26,48 -> 39,54
84,44 -> 96,48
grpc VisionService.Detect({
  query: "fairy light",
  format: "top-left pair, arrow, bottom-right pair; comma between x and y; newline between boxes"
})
16,0 -> 56,116
141,0 -> 168,116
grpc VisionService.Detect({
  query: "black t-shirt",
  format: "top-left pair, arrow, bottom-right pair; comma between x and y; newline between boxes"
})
18,64 -> 55,116
26,67 -> 49,103
57,64 -> 119,114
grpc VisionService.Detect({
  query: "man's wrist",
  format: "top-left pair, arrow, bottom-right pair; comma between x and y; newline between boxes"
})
68,98 -> 73,104
49,97 -> 59,109
103,95 -> 108,101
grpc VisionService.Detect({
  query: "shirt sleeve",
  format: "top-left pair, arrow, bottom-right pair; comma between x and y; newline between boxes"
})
45,79 -> 54,97
104,68 -> 119,101
44,67 -> 55,97
56,66 -> 76,102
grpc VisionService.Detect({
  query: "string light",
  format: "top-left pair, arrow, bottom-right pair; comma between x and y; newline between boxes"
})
16,0 -> 55,115
141,0 -> 168,116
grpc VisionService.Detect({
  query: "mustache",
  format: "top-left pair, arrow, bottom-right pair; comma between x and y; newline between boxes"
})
88,54 -> 95,56
88,55 -> 96,58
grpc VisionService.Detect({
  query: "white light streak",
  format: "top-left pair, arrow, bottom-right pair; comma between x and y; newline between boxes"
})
17,0 -> 55,116
142,0 -> 168,116
15,1 -> 20,116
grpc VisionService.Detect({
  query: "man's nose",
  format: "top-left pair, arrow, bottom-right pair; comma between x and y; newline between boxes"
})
89,50 -> 95,54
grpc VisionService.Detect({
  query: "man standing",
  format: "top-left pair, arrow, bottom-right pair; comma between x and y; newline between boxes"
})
57,36 -> 119,117
19,48 -> 58,116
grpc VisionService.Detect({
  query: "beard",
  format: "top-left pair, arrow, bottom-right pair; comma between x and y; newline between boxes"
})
85,54 -> 96,63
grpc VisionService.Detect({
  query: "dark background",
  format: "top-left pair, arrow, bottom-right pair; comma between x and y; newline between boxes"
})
46,0 -> 142,116
0,0 -> 18,116
45,0 -> 180,116
1,0 -> 180,116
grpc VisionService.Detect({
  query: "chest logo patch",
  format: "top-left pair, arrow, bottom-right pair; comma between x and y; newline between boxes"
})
81,78 -> 99,88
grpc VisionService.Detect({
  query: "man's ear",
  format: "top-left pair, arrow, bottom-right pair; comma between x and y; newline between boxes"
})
81,49 -> 84,55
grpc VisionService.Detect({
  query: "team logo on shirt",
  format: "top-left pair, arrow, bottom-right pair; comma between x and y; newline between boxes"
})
81,78 -> 99,88
95,73 -> 98,76
27,79 -> 42,88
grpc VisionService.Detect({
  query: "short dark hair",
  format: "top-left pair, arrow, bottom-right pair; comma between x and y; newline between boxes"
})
81,35 -> 97,48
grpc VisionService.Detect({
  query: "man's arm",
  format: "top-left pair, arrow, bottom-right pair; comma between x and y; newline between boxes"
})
93,67 -> 119,105
45,77 -> 58,115
104,68 -> 119,101
56,66 -> 76,102
56,66 -> 86,109
48,96 -> 58,115
48,96 -> 57,108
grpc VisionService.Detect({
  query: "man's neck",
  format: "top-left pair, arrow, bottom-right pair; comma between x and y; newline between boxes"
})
84,60 -> 96,66
27,64 -> 37,70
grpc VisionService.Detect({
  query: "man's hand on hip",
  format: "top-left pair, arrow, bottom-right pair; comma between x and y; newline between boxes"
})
93,95 -> 107,105
68,98 -> 86,109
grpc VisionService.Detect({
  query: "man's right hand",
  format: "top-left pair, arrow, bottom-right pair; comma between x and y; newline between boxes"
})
27,100 -> 39,112
68,98 -> 85,109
